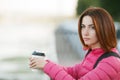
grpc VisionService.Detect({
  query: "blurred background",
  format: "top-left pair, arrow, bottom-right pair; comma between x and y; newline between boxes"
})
0,0 -> 120,80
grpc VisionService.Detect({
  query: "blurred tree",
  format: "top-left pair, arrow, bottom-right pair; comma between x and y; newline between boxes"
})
76,0 -> 120,21
76,0 -> 100,16
100,0 -> 120,21
76,0 -> 89,16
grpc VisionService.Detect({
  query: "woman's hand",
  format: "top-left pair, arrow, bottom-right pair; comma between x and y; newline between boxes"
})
29,57 -> 48,70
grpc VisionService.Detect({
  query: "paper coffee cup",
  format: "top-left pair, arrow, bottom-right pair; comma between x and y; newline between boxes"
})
31,51 -> 45,72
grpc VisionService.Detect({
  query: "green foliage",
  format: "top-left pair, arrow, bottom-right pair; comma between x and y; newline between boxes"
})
76,0 -> 89,16
76,0 -> 120,21
100,0 -> 120,21
76,0 -> 100,16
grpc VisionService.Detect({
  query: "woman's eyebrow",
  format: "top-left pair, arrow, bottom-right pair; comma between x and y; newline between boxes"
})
81,24 -> 94,26
88,24 -> 94,26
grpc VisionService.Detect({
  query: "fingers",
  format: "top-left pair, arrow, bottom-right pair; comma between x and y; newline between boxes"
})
30,63 -> 36,68
29,57 -> 37,68
29,57 -> 42,69
29,57 -> 46,70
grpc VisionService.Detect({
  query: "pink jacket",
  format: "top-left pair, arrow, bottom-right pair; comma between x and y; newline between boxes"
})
43,48 -> 120,80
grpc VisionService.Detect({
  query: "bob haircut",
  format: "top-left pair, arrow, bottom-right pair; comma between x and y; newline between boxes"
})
78,7 -> 117,52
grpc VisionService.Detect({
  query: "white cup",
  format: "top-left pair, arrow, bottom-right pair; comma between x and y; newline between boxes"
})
31,51 -> 45,72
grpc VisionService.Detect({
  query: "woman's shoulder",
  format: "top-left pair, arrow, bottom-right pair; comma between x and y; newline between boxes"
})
92,56 -> 120,80
97,48 -> 120,68
98,56 -> 120,71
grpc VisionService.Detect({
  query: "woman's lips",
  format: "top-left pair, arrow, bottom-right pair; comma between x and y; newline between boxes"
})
83,38 -> 90,41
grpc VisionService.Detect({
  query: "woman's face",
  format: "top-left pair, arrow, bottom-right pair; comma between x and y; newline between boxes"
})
81,16 -> 101,49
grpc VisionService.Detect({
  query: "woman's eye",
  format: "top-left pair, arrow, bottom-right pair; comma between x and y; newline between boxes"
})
81,25 -> 85,28
91,26 -> 95,29
90,26 -> 95,29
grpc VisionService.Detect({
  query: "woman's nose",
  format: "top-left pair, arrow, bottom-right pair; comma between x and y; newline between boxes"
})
82,28 -> 89,36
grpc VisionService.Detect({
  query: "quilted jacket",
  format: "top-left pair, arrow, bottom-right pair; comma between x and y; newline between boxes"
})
43,48 -> 120,80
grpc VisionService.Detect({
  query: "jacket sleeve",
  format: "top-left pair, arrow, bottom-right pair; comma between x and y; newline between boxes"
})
43,57 -> 120,80
43,60 -> 82,80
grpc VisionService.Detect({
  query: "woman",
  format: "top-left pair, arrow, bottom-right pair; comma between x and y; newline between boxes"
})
29,7 -> 120,80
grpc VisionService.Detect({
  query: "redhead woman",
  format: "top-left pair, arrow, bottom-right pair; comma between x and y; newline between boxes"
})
29,7 -> 120,80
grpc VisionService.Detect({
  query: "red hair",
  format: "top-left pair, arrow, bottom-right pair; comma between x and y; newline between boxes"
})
78,7 -> 117,52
